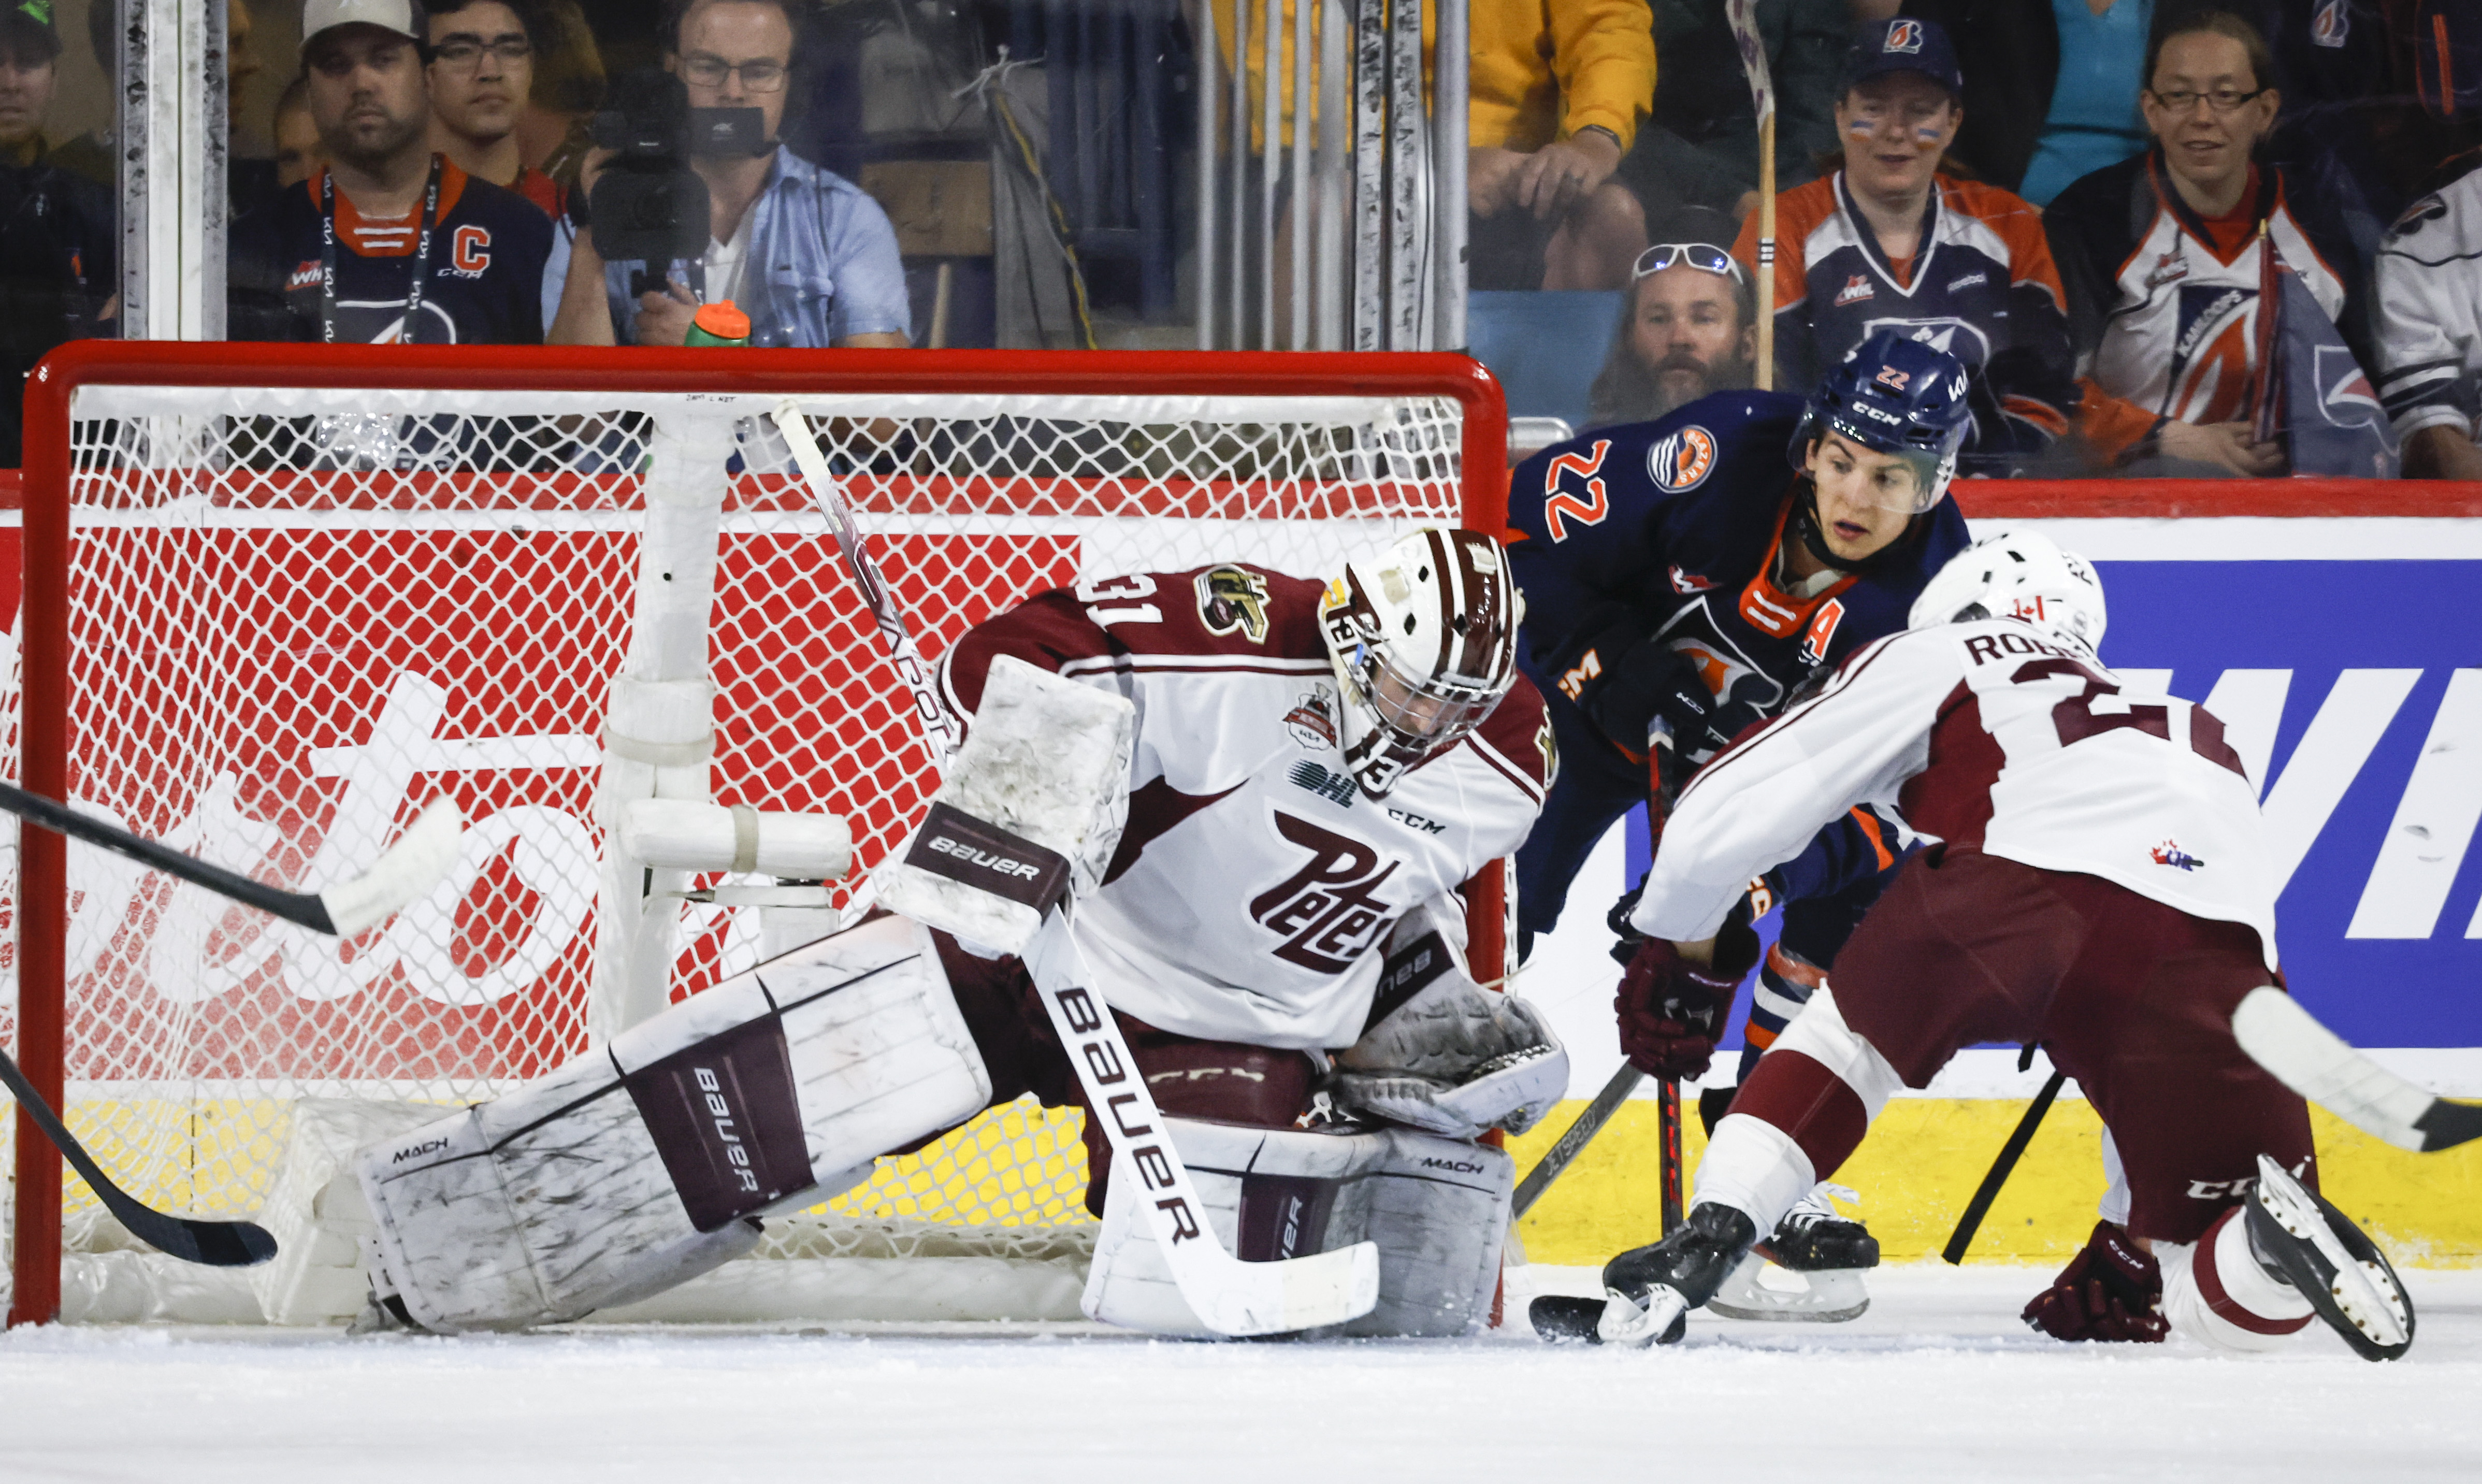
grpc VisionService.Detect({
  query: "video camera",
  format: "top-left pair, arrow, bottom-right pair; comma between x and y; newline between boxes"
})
587,70 -> 770,293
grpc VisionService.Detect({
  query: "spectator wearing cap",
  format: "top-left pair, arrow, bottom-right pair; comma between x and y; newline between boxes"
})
0,0 -> 116,464
2044,9 -> 2371,476
548,0 -> 907,348
228,0 -> 553,344
2371,0 -> 2482,482
1732,16 -> 2077,474
1585,210 -> 1757,429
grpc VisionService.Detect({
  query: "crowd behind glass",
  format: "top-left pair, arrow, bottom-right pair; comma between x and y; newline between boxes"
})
1,0 -> 2475,478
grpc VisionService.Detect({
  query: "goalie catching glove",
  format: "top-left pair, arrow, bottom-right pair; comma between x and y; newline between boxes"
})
1331,923 -> 1568,1138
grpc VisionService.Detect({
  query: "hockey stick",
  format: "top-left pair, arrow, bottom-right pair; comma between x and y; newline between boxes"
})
768,401 -> 959,763
2232,987 -> 2482,1154
0,785 -> 463,938
1942,1059 -> 2065,1265
0,1045 -> 277,1267
1022,903 -> 1380,1336
1513,1063 -> 1642,1219
1726,0 -> 1776,387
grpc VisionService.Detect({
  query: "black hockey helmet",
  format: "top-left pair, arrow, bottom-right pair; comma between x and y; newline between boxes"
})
1787,330 -> 1973,514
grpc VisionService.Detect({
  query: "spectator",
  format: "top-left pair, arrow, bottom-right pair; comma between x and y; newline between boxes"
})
2044,9 -> 2370,476
1611,0 -> 1849,229
0,0 -> 114,465
515,0 -> 602,197
228,0 -> 552,345
1733,18 -> 2076,473
2372,0 -> 2482,481
548,0 -> 907,348
272,74 -> 325,190
1464,0 -> 1659,289
1901,0 -> 2157,206
427,0 -> 565,218
1584,211 -> 1757,428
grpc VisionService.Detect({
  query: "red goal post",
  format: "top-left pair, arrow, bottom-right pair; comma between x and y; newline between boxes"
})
5,343 -> 1512,1327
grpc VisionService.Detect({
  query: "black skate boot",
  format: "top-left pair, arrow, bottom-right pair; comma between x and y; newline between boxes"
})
1529,1203 -> 1757,1347
1709,1184 -> 1877,1322
2243,1155 -> 2414,1361
1756,1184 -> 1881,1271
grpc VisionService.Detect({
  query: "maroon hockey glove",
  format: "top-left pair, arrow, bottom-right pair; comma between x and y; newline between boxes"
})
2022,1220 -> 2170,1344
1614,924 -> 1759,1080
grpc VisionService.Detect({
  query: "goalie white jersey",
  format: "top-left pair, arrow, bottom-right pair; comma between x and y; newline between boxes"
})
936,564 -> 1553,1048
1630,617 -> 2277,966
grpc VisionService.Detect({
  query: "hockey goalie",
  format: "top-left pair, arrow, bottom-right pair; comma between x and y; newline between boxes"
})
349,528 -> 1568,1337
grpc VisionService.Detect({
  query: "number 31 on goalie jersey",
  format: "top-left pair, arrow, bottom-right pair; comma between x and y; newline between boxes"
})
1077,573 -> 1161,627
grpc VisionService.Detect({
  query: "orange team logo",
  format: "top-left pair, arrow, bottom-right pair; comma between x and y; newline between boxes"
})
1646,426 -> 1716,493
453,225 -> 493,273
1884,19 -> 1924,52
2165,284 -> 2258,424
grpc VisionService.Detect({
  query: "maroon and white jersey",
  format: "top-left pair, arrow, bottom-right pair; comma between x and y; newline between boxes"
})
937,564 -> 1553,1048
1629,617 -> 2277,967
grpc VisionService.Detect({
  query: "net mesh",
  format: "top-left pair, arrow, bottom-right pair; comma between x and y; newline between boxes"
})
4,383 -> 1469,1310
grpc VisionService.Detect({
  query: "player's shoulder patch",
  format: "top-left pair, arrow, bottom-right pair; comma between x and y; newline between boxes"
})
1645,424 -> 1719,493
1467,673 -> 1553,799
1137,564 -> 1325,660
1194,563 -> 1273,644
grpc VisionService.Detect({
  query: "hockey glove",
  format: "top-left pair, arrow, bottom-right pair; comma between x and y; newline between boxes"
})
1613,921 -> 1760,1080
2021,1220 -> 2170,1344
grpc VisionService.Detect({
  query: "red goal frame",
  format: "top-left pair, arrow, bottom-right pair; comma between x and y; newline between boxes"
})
7,342 -> 1512,1327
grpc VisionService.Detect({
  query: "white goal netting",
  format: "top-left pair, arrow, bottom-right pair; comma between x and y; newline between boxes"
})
2,377 -> 1479,1324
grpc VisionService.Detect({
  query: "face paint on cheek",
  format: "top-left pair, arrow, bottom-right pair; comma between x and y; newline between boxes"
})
1848,121 -> 1875,140
1914,124 -> 1942,144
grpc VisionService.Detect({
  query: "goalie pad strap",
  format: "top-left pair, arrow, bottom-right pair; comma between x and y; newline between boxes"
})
903,801 -> 1072,913
621,1015 -> 811,1232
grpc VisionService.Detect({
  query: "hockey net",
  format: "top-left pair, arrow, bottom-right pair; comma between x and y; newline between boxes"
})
2,348 -> 1507,1327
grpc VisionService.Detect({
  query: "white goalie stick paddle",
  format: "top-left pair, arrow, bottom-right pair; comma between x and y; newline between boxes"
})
1022,904 -> 1382,1336
2232,987 -> 2482,1154
769,400 -> 959,765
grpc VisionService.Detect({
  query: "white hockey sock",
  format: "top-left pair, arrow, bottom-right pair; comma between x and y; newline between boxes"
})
2160,1205 -> 2315,1354
1692,1112 -> 1817,1238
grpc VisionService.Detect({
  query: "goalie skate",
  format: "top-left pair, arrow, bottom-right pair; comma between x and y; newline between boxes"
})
2245,1155 -> 2414,1361
1708,1184 -> 1875,1323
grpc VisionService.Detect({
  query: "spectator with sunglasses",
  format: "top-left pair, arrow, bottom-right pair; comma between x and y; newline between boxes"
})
547,0 -> 906,348
1734,18 -> 2079,476
1585,219 -> 1757,429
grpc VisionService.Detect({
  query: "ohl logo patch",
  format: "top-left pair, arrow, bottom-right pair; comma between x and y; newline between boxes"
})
1646,426 -> 1716,493
2151,839 -> 2206,872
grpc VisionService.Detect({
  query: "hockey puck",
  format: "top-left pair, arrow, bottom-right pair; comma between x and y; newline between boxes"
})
1529,1294 -> 1608,1343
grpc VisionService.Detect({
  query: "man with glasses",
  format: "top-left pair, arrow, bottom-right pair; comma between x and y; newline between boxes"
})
1585,214 -> 1756,430
2044,11 -> 2372,477
550,0 -> 906,349
427,0 -> 562,220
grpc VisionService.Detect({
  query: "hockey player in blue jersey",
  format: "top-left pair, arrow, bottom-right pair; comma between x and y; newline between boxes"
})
1505,330 -> 1973,1305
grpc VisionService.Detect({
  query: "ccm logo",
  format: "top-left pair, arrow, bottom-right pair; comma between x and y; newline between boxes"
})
928,833 -> 1043,880
695,1066 -> 762,1193
1419,1157 -> 1486,1175
391,1137 -> 450,1164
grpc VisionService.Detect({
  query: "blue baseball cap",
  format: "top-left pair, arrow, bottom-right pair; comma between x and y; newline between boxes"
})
1842,17 -> 1964,98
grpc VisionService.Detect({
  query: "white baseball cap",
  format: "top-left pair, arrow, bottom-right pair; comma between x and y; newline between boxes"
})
301,0 -> 424,51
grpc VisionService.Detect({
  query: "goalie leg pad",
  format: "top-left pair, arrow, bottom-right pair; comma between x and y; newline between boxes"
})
359,914 -> 991,1331
1081,1119 -> 1513,1338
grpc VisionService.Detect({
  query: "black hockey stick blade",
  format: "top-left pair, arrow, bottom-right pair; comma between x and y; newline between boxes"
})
1530,1294 -> 1608,1343
2414,1097 -> 2482,1153
1942,1067 -> 2067,1265
0,784 -> 461,938
0,1045 -> 277,1267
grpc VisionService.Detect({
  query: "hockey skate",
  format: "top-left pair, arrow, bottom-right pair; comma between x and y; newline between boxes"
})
1708,1183 -> 1877,1323
1530,1204 -> 1758,1347
2244,1155 -> 2414,1361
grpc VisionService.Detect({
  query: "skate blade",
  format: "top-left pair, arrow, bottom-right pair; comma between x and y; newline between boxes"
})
2253,1157 -> 2412,1360
1706,1252 -> 1871,1323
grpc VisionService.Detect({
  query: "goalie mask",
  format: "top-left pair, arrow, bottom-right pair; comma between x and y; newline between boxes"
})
1319,528 -> 1523,798
1910,530 -> 2108,656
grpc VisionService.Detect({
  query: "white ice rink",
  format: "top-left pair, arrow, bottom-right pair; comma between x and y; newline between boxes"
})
3,1264 -> 2478,1483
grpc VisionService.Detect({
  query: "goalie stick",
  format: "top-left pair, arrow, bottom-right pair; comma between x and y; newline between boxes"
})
2,796 -> 463,1268
771,401 -> 1381,1336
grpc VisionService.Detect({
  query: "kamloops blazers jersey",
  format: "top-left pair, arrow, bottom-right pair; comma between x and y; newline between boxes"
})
1506,391 -> 1970,736
2373,153 -> 2482,441
2045,151 -> 2365,459
936,564 -> 1553,1049
1633,618 -> 2278,968
1735,171 -> 2076,465
227,158 -> 552,344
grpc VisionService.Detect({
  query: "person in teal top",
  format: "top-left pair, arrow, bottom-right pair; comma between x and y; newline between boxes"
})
2017,0 -> 2154,207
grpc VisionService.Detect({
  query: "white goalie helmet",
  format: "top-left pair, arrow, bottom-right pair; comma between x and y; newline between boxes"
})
1319,528 -> 1525,798
1909,530 -> 2108,655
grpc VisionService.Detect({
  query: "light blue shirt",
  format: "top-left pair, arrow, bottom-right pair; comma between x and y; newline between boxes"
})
605,148 -> 911,346
2020,0 -> 2154,208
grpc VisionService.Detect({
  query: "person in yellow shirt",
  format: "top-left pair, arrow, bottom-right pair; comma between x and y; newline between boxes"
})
1217,0 -> 1655,288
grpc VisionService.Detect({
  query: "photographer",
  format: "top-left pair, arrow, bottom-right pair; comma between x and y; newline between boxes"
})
546,0 -> 906,348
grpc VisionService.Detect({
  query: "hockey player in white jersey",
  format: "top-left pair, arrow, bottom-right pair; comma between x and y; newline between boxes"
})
351,527 -> 1568,1338
1543,531 -> 2419,1359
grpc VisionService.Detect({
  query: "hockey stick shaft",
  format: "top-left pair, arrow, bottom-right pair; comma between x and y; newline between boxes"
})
770,402 -> 959,764
1942,1067 -> 2066,1264
2232,986 -> 2482,1154
1023,905 -> 1378,1335
1658,1077 -> 1686,1236
1512,1062 -> 1643,1218
0,1043 -> 277,1267
1726,0 -> 1776,388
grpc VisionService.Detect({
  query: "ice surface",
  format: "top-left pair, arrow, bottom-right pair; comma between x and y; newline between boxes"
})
2,1264 -> 2477,1483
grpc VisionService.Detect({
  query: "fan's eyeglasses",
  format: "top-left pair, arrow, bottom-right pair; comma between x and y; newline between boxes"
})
1632,242 -> 1746,283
